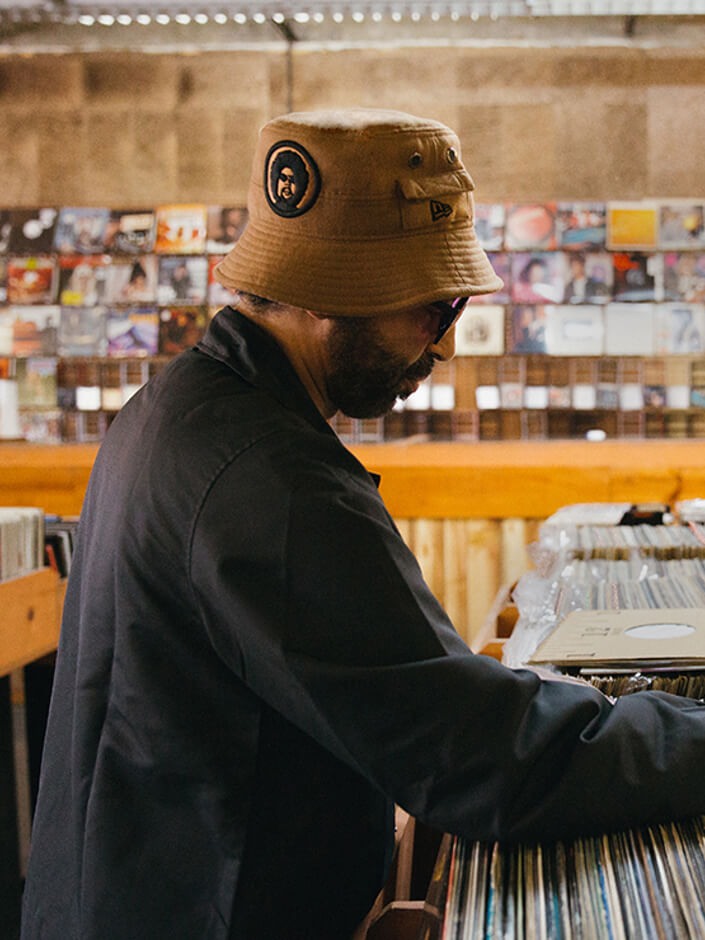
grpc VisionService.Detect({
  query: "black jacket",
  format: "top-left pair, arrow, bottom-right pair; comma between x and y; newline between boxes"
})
22,308 -> 705,939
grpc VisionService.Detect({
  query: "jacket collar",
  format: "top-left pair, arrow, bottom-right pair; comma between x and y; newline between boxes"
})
196,306 -> 335,437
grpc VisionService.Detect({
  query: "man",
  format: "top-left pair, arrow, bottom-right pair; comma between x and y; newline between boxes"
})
22,110 -> 705,939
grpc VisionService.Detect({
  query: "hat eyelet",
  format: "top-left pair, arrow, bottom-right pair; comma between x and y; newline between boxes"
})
446,147 -> 458,164
408,152 -> 423,169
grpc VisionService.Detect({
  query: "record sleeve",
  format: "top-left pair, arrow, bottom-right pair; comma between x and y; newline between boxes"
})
207,256 -> 239,307
103,209 -> 157,255
0,258 -> 6,304
0,210 -> 11,253
604,303 -> 655,356
7,306 -> 59,356
504,203 -> 558,250
103,255 -> 158,305
556,201 -> 607,250
107,306 -> 159,357
6,256 -> 57,304
473,203 -> 506,250
662,252 -> 705,303
54,207 -> 111,255
545,305 -> 604,357
561,251 -> 613,304
654,303 -> 705,355
58,255 -> 111,306
205,206 -> 248,254
659,202 -> 705,250
511,252 -> 564,304
19,408 -> 62,444
58,306 -> 108,357
454,305 -> 505,356
607,202 -> 659,250
508,305 -> 547,353
0,308 -> 11,355
154,204 -> 208,254
15,357 -> 57,408
6,208 -> 58,254
612,252 -> 660,302
157,255 -> 208,305
158,306 -> 208,355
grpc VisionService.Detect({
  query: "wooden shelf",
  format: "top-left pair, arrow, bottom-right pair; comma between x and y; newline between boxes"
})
0,569 -> 65,676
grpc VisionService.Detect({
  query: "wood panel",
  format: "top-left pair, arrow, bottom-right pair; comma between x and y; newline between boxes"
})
0,570 -> 64,677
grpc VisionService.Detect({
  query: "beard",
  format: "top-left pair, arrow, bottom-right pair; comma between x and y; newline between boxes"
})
325,316 -> 436,419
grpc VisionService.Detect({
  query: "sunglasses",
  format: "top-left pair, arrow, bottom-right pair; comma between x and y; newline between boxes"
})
429,297 -> 469,344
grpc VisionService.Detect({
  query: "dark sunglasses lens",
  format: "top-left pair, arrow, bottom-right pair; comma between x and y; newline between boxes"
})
433,297 -> 469,342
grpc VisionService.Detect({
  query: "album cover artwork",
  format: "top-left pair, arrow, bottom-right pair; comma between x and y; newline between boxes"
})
58,306 -> 108,357
561,252 -> 613,304
58,255 -> 111,306
545,305 -> 604,357
509,305 -> 548,354
654,303 -> 705,355
207,256 -> 239,307
206,206 -> 249,254
6,306 -> 60,356
15,357 -> 58,408
454,305 -> 505,356
103,256 -> 158,305
0,258 -> 6,304
107,307 -> 159,357
154,204 -> 208,254
6,256 -> 57,305
612,252 -> 660,302
157,255 -> 208,305
6,208 -> 58,254
556,202 -> 607,250
504,203 -> 558,250
19,408 -> 63,444
103,209 -> 157,255
604,303 -> 655,356
158,306 -> 208,355
643,384 -> 667,408
659,202 -> 705,250
0,212 -> 11,253
607,202 -> 659,250
54,208 -> 111,255
663,252 -> 705,302
473,204 -> 506,251
511,252 -> 564,304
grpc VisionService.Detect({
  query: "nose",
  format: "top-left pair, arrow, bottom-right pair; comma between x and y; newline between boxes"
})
429,323 -> 457,361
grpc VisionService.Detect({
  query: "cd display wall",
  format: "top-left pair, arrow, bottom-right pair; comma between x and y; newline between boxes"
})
1,199 -> 704,444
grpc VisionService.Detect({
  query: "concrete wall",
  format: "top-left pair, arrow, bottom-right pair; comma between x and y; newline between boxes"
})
1,44 -> 704,207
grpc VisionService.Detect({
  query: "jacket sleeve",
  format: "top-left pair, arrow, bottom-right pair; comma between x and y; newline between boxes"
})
189,436 -> 705,844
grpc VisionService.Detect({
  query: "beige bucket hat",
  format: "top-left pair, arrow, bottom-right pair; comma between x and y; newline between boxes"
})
214,108 -> 503,316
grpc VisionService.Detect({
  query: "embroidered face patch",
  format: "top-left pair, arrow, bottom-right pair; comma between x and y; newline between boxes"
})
264,140 -> 321,218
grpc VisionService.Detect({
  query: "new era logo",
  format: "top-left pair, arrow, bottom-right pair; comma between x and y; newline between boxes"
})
430,200 -> 452,222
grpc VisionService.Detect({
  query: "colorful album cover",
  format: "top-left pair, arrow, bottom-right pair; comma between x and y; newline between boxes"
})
663,252 -> 705,302
107,307 -> 160,357
18,409 -> 63,445
504,203 -> 558,251
454,305 -> 505,356
58,306 -> 108,357
208,257 -> 239,307
654,303 -> 705,355
159,307 -> 208,355
6,208 -> 58,254
157,255 -> 208,305
206,207 -> 249,255
561,251 -> 613,304
604,303 -> 655,356
54,208 -> 111,255
549,384 -> 571,408
511,252 -> 564,304
154,204 -> 208,254
58,255 -> 111,306
103,256 -> 158,305
659,202 -> 705,250
545,305 -> 604,357
103,209 -> 157,255
6,306 -> 60,356
473,204 -> 505,251
15,357 -> 58,409
556,202 -> 607,250
607,202 -> 659,250
612,252 -> 660,302
468,252 -> 511,305
643,384 -> 666,408
509,305 -> 548,354
0,258 -> 6,304
6,256 -> 57,305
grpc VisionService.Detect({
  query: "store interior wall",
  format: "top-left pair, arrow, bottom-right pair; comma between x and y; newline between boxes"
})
1,44 -> 704,208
